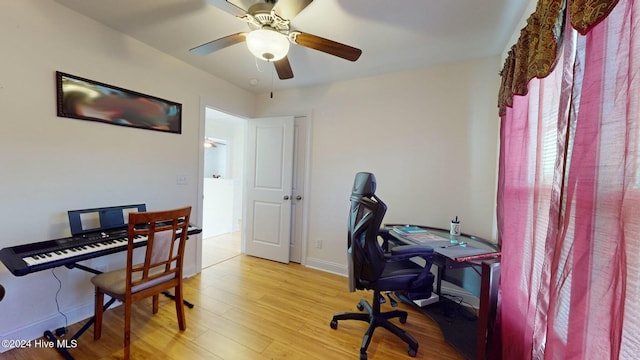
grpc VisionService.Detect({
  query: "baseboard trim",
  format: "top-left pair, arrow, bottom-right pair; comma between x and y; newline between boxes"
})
304,257 -> 347,277
0,301 -> 95,353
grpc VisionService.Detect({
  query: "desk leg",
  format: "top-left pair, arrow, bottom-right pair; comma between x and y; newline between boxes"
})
476,260 -> 501,360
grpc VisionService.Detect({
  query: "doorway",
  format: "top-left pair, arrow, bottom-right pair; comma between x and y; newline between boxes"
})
199,107 -> 310,268
201,108 -> 245,268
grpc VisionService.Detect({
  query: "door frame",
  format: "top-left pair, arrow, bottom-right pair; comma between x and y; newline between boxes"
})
196,98 -> 312,270
291,116 -> 311,265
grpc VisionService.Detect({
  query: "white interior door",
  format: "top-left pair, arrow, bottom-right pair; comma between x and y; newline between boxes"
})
244,116 -> 294,263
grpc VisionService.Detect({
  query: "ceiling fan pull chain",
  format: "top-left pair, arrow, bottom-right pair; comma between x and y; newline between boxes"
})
270,66 -> 274,99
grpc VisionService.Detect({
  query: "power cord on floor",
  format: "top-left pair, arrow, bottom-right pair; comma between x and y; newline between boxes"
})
51,268 -> 68,336
440,293 -> 477,321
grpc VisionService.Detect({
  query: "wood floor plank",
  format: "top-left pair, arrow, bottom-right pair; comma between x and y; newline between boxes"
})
1,254 -> 465,360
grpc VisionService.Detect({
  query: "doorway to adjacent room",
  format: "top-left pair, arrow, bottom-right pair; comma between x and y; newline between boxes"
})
201,108 -> 245,268
199,106 -> 310,268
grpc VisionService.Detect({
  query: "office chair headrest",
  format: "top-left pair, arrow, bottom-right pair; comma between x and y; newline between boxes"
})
352,172 -> 376,196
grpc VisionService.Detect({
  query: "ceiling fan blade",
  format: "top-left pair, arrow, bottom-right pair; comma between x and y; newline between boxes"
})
291,32 -> 362,62
205,0 -> 247,17
273,0 -> 313,20
189,33 -> 247,56
273,57 -> 294,80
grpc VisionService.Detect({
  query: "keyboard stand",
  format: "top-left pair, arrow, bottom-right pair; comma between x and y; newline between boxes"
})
44,262 -> 194,360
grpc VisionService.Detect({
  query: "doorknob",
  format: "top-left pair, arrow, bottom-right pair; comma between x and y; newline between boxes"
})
283,195 -> 290,200
296,195 -> 302,200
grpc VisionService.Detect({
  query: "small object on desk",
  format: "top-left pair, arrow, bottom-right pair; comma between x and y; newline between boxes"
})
450,216 -> 461,244
441,243 -> 460,248
440,241 -> 467,248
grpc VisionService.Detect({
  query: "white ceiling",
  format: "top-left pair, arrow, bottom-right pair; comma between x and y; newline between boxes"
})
53,0 -> 530,94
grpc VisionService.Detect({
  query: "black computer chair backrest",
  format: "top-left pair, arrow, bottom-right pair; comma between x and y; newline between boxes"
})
349,172 -> 387,288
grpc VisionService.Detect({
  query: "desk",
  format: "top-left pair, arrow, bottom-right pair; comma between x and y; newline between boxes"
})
386,225 -> 500,360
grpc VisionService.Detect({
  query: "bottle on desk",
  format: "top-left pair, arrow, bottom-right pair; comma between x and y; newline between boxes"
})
449,216 -> 461,244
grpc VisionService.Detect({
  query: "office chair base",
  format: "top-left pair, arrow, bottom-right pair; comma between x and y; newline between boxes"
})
330,296 -> 419,358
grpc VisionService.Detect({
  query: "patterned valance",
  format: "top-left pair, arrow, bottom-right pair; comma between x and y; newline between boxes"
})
498,0 -> 620,116
571,0 -> 620,34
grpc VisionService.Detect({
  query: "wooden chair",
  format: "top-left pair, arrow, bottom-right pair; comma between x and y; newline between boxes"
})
91,206 -> 191,359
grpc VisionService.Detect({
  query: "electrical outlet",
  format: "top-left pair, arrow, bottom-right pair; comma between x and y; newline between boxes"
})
316,238 -> 322,248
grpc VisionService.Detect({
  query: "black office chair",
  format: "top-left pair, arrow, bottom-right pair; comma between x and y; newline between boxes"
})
330,172 -> 435,359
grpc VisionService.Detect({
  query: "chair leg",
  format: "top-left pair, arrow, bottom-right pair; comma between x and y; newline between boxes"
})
174,285 -> 186,330
331,291 -> 419,358
93,288 -> 104,340
124,300 -> 131,360
152,294 -> 159,314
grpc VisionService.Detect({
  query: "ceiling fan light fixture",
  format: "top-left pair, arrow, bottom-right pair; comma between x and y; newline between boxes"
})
246,29 -> 290,61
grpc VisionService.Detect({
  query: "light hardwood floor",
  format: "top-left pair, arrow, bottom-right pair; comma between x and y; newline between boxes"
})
2,236 -> 464,360
201,232 -> 242,269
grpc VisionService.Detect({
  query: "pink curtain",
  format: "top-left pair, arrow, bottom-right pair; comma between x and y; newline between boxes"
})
496,0 -> 640,358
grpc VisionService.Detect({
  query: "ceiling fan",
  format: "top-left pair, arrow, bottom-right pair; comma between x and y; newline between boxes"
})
189,0 -> 362,80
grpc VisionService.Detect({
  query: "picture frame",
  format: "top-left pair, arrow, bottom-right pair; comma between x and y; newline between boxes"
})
56,71 -> 182,134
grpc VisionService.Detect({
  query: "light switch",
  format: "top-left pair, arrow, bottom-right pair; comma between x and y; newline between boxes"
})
176,174 -> 188,185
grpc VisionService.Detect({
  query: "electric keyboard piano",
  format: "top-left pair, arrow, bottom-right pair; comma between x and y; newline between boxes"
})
0,204 -> 202,277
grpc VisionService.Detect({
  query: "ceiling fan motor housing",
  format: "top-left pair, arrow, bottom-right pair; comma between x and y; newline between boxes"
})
244,3 -> 290,34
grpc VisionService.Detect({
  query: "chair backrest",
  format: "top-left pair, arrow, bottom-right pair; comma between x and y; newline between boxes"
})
348,173 -> 387,289
126,206 -> 191,293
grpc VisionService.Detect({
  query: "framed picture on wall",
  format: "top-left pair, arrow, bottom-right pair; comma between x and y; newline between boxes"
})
56,71 -> 182,134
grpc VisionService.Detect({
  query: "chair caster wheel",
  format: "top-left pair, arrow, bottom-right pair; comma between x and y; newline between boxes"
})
407,345 -> 417,357
360,353 -> 368,360
356,303 -> 364,311
330,319 -> 338,329
400,315 -> 407,324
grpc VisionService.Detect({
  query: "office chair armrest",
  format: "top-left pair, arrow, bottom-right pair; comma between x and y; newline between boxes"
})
389,244 -> 434,260
377,228 -> 394,252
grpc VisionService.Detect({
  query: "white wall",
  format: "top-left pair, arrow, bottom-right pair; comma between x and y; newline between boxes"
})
256,57 -> 501,273
202,178 -> 234,237
0,1 -> 255,347
502,0 -> 539,60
